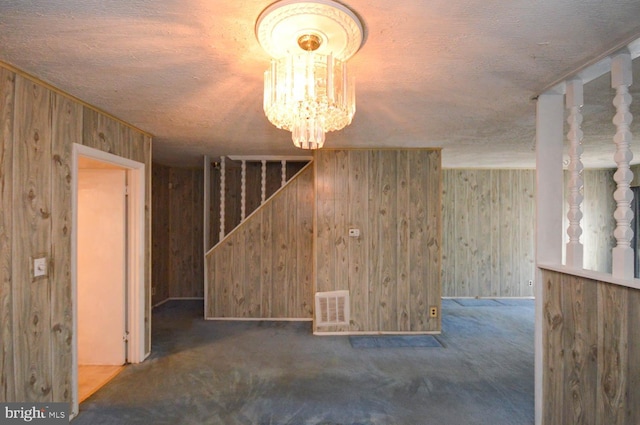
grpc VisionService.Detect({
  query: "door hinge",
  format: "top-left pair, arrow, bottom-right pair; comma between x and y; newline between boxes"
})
123,332 -> 130,343
124,185 -> 129,196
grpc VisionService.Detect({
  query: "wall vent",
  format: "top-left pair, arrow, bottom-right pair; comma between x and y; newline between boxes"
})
315,290 -> 350,327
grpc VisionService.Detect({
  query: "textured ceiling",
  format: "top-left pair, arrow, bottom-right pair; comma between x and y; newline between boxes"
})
1,0 -> 640,168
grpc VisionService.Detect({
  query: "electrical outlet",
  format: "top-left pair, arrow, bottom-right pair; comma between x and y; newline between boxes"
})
429,306 -> 438,318
348,228 -> 360,237
528,280 -> 533,287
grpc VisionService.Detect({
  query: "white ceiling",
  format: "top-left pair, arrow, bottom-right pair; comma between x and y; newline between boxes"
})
1,0 -> 640,168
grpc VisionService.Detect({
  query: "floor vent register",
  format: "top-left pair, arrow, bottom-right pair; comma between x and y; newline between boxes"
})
315,290 -> 350,327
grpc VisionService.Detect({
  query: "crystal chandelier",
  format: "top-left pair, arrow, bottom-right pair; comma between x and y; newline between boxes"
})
256,0 -> 364,150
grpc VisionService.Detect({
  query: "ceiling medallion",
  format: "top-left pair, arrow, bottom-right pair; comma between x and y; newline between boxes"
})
256,0 -> 364,150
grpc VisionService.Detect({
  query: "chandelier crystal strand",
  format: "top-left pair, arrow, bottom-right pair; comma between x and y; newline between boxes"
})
263,52 -> 355,150
256,0 -> 364,150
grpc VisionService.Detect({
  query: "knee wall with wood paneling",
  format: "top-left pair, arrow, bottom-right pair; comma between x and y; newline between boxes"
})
152,164 -> 204,305
315,149 -> 442,333
542,269 -> 640,425
0,64 -> 152,403
205,164 -> 314,319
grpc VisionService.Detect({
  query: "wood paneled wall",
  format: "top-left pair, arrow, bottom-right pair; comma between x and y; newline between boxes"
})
572,169 -> 616,273
315,149 -> 442,333
205,164 -> 314,319
442,168 -> 616,297
542,269 -> 640,425
168,167 -> 204,299
629,163 -> 640,187
152,164 -> 170,304
0,68 -> 14,402
152,164 -> 204,305
442,169 -> 536,297
151,159 -> 309,307
0,64 -> 151,403
542,168 -> 617,275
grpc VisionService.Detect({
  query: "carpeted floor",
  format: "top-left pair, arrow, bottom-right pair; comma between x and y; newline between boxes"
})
73,299 -> 534,425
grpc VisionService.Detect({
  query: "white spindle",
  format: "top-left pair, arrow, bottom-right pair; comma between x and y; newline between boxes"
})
565,79 -> 585,269
241,160 -> 246,221
261,160 -> 267,204
281,160 -> 287,187
611,49 -> 634,279
219,156 -> 226,240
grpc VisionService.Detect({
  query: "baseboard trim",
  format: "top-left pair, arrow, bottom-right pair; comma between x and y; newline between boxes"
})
205,317 -> 313,322
313,330 -> 442,336
441,296 -> 535,300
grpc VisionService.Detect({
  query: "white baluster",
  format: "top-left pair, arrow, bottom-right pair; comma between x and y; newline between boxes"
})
565,79 -> 584,269
261,160 -> 267,204
281,160 -> 287,187
219,156 -> 226,240
611,49 -> 634,279
241,160 -> 246,221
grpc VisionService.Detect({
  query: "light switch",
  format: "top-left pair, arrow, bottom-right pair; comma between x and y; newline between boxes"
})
348,228 -> 360,237
34,257 -> 47,278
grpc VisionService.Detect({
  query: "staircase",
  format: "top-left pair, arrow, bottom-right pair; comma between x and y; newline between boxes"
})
203,157 -> 314,320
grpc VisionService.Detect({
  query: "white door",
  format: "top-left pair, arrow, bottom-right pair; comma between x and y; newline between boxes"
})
77,169 -> 127,365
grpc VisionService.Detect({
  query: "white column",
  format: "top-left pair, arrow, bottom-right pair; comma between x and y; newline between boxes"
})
534,91 -> 564,425
261,160 -> 267,204
611,49 -> 634,280
565,79 -> 584,269
536,92 -> 565,265
219,156 -> 226,240
241,160 -> 246,221
281,160 -> 287,187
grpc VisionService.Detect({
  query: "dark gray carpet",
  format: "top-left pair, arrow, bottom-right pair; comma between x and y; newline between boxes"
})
349,335 -> 442,348
440,298 -> 462,309
74,299 -> 534,425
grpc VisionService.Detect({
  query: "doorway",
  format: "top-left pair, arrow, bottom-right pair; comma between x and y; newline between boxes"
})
71,144 -> 147,417
77,163 -> 126,402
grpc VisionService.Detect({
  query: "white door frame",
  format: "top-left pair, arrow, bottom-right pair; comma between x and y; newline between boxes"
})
71,144 -> 146,417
